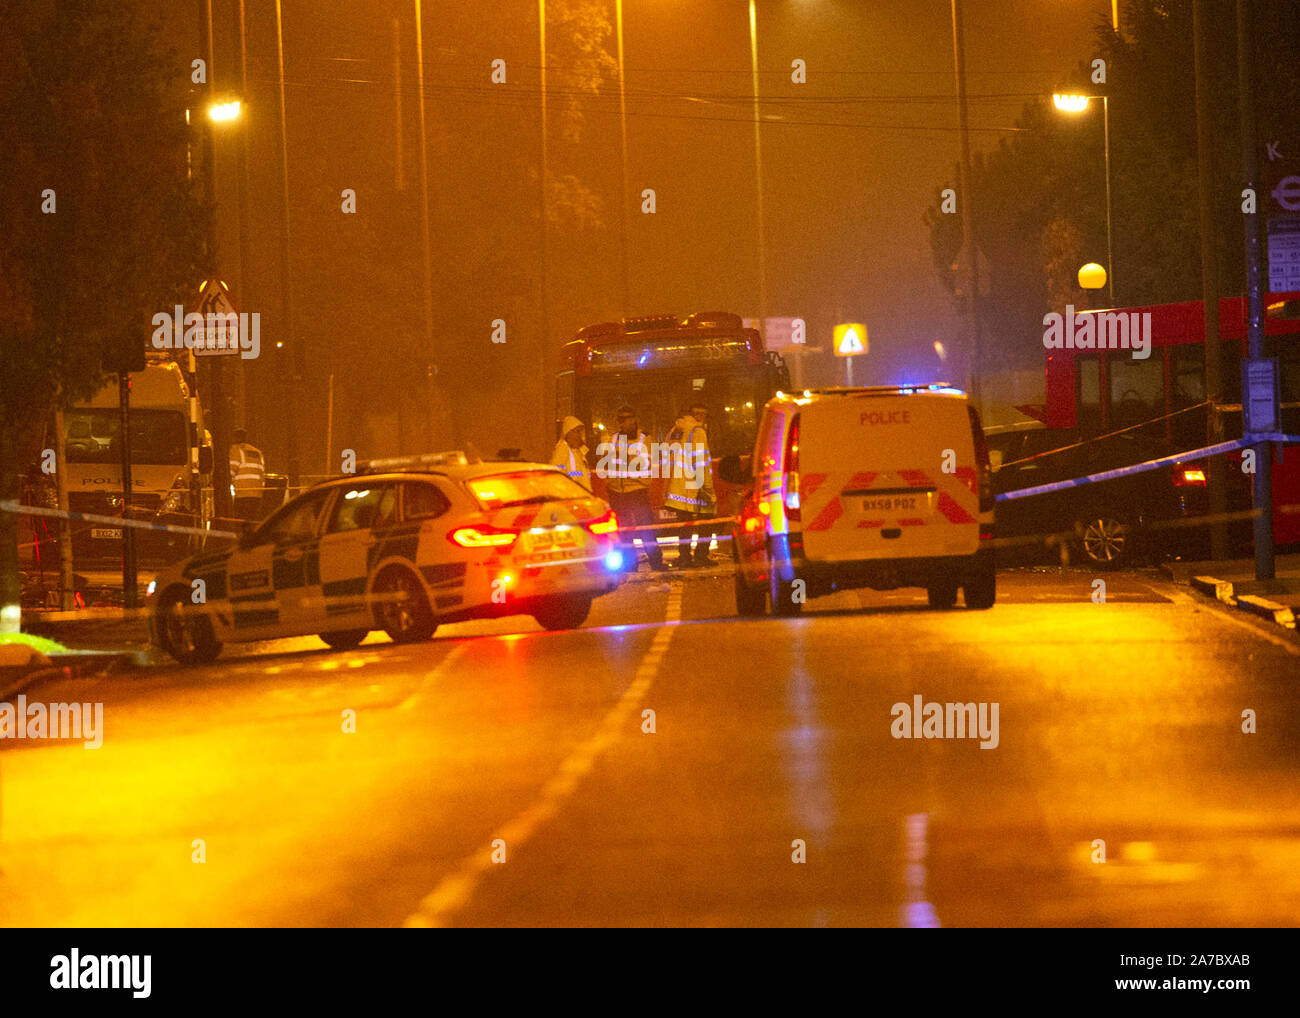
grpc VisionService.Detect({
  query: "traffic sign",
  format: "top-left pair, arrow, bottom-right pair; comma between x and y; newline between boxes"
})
194,278 -> 242,356
832,322 -> 868,357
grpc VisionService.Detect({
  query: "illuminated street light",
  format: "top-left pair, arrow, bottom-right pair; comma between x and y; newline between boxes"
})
208,99 -> 242,122
1052,93 -> 1090,113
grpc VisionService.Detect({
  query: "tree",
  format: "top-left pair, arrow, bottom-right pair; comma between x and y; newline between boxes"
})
924,0 -> 1300,378
0,1 -> 206,629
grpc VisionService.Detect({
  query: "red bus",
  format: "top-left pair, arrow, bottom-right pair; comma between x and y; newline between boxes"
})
1044,292 -> 1300,544
556,312 -> 790,519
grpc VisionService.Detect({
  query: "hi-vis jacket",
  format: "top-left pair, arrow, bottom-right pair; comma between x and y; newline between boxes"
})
663,417 -> 715,515
604,431 -> 653,496
551,439 -> 592,491
229,443 -> 265,494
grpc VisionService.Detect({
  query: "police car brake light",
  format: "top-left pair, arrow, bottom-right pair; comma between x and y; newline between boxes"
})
587,510 -> 619,535
449,525 -> 518,548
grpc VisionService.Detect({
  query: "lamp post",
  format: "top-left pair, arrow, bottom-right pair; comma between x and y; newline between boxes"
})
1053,92 -> 1114,306
615,0 -> 630,315
749,0 -> 768,348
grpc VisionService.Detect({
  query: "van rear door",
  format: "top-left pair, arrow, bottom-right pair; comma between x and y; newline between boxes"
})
798,394 -> 980,562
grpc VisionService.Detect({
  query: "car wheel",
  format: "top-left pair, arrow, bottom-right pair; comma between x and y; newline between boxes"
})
963,563 -> 996,610
769,570 -> 803,617
371,567 -> 436,643
532,595 -> 592,631
156,585 -> 221,664
927,583 -> 958,610
734,569 -> 767,617
320,628 -> 368,650
1076,514 -> 1132,569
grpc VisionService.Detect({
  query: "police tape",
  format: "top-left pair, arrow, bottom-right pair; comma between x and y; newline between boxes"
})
616,515 -> 736,534
0,501 -> 239,539
996,433 -> 1299,502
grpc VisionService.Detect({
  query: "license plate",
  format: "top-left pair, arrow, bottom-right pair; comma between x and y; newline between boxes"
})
527,549 -> 579,564
861,496 -> 919,512
91,528 -> 123,540
526,527 -> 579,552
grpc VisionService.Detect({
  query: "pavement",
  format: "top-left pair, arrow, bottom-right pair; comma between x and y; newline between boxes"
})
1161,552 -> 1300,630
3,565 -> 1298,927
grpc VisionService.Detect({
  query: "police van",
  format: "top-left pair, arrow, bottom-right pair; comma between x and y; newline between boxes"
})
148,454 -> 625,663
727,385 -> 996,615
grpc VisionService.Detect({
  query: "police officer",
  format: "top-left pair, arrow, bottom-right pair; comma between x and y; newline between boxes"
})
663,401 -> 715,567
604,405 -> 665,571
228,427 -> 266,520
551,415 -> 592,491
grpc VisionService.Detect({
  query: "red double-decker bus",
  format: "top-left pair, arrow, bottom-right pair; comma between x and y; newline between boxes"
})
556,312 -> 790,519
1043,292 -> 1300,544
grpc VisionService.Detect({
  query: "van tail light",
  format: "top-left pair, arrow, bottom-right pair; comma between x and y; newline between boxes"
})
967,405 -> 994,512
449,524 -> 518,548
783,414 -> 801,521
1173,465 -> 1207,487
586,510 -> 619,535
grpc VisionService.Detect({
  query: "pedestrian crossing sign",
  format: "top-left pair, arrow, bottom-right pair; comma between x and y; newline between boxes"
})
833,323 -> 868,357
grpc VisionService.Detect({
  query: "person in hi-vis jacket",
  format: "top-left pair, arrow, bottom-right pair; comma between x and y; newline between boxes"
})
663,402 -> 715,567
551,415 -> 592,492
228,428 -> 266,520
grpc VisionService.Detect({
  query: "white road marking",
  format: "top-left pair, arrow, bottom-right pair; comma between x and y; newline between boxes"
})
397,644 -> 470,710
403,586 -> 684,927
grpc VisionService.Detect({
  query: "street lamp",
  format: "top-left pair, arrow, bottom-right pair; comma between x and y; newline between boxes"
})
208,99 -> 242,122
1053,92 -> 1114,305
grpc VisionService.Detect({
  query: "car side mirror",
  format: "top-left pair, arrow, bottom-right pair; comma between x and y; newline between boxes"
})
717,454 -> 752,486
198,445 -> 214,474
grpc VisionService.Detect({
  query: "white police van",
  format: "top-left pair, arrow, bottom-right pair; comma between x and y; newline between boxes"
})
149,454 -> 625,662
728,385 -> 996,615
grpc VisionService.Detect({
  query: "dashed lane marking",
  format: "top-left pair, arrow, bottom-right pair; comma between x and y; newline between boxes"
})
403,586 -> 684,927
398,643 -> 471,710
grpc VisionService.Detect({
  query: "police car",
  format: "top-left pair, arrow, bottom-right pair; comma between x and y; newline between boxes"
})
148,454 -> 625,663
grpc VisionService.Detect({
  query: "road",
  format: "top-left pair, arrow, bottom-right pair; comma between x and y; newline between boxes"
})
2,567 -> 1298,927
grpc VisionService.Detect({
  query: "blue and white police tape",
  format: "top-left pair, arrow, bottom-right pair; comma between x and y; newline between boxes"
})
997,433 -> 1299,502
0,500 -> 239,539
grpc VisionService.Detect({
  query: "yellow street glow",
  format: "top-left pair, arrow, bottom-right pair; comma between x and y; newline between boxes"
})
1078,262 -> 1108,290
208,100 -> 242,122
1053,94 -> 1090,113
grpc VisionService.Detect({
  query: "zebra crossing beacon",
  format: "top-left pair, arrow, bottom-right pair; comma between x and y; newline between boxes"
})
146,451 -> 624,663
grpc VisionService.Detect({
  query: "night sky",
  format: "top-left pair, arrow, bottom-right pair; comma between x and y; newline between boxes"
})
160,0 -> 1104,467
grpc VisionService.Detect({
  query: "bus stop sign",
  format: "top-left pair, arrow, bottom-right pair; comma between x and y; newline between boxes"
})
1243,357 -> 1279,435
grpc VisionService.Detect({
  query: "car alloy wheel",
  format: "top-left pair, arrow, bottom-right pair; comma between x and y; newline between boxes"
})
157,586 -> 221,664
1079,515 -> 1130,568
372,567 -> 436,643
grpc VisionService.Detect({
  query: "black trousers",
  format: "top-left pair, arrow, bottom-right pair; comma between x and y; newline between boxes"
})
669,508 -> 715,564
606,488 -> 664,569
